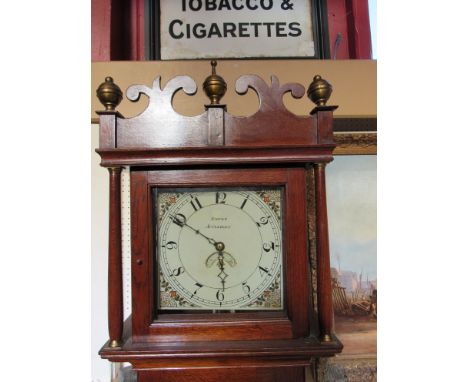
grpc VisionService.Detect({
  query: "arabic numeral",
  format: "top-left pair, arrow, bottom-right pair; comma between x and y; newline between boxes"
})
240,195 -> 249,209
263,241 -> 275,252
163,241 -> 178,250
190,195 -> 203,211
256,216 -> 270,227
216,192 -> 227,204
171,213 -> 186,227
191,282 -> 203,297
242,282 -> 251,296
258,266 -> 271,277
170,267 -> 184,277
216,290 -> 224,301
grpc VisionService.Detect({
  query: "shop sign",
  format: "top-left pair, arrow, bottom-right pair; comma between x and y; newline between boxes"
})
160,0 -> 315,59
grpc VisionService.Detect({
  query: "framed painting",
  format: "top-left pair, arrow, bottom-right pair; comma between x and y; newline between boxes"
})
327,154 -> 377,357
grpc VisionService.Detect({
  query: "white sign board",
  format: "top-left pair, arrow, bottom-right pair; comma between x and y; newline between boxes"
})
160,0 -> 315,59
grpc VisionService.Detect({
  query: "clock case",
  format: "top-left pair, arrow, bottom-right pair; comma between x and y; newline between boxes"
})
96,62 -> 342,382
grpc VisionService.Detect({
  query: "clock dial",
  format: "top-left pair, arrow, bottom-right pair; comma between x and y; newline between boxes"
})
155,188 -> 283,310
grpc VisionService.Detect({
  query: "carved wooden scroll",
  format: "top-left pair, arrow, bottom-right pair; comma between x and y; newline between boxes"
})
226,75 -> 315,147
96,62 -> 336,150
119,76 -> 208,148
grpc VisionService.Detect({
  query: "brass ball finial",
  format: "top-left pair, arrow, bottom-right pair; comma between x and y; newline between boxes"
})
97,76 -> 123,111
307,75 -> 333,107
203,60 -> 227,105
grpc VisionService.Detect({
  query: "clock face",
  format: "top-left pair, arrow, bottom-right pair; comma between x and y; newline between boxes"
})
154,188 -> 283,310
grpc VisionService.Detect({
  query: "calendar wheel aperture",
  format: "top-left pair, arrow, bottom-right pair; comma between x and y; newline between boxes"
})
96,62 -> 342,382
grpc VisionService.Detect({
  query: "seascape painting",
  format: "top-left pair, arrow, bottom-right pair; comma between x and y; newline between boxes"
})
326,155 -> 377,356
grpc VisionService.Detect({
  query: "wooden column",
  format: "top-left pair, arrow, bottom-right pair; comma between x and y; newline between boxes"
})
108,166 -> 123,347
314,162 -> 334,342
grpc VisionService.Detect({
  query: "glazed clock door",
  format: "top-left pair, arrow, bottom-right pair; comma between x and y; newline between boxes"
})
155,188 -> 283,311
130,167 -> 310,342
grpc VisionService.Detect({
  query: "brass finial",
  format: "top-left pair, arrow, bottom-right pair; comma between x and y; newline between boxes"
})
307,75 -> 333,107
203,60 -> 227,105
97,76 -> 123,111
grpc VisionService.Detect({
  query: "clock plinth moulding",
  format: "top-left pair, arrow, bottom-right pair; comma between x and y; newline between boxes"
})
95,61 -> 342,382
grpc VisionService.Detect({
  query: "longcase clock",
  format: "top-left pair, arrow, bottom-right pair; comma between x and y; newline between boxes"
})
95,61 -> 342,382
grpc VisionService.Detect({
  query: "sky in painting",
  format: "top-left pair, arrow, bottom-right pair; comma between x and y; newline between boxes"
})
326,155 -> 377,280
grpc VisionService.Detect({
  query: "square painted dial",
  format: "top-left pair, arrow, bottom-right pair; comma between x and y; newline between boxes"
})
154,188 -> 283,310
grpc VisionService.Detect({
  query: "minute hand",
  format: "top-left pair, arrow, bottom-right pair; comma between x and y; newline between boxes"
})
171,214 -> 217,246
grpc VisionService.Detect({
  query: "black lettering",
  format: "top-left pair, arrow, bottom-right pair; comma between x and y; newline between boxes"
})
263,22 -> 274,37
250,22 -> 261,37
223,23 -> 237,37
169,19 -> 184,39
187,23 -> 191,39
261,0 -> 273,10
238,22 -> 249,37
246,0 -> 258,10
189,0 -> 202,11
288,22 -> 302,37
276,22 -> 287,37
182,0 -> 187,11
208,23 -> 222,38
206,0 -> 217,10
219,0 -> 232,10
193,23 -> 206,38
232,0 -> 244,10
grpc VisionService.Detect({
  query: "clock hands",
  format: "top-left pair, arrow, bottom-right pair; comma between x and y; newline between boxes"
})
205,242 -> 237,291
170,213 -> 217,246
170,214 -> 237,291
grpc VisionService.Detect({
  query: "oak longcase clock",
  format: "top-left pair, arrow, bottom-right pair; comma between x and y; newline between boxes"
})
95,61 -> 342,382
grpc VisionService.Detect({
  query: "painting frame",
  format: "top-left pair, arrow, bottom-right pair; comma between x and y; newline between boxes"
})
333,132 -> 377,155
